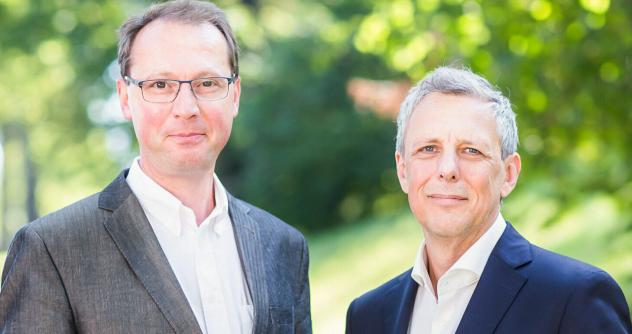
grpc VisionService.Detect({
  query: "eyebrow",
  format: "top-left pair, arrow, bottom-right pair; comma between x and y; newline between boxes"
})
410,137 -> 494,149
142,70 -> 229,79
409,138 -> 439,148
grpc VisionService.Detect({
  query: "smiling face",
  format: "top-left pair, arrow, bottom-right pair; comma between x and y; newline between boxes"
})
117,19 -> 240,179
396,92 -> 521,244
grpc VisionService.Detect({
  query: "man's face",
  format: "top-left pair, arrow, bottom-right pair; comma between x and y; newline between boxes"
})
117,19 -> 240,178
395,93 -> 520,242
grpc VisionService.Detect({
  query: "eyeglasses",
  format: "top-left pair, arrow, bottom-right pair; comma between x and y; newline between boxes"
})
124,75 -> 237,103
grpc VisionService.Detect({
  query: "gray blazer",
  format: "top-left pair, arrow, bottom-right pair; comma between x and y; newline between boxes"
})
0,171 -> 311,333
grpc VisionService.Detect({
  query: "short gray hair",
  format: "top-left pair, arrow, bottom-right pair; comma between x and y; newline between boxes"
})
395,66 -> 518,159
117,0 -> 239,78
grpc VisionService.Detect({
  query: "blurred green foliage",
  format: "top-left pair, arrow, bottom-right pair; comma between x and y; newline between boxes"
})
1,0 -> 631,329
226,0 -> 632,232
1,0 -> 630,235
1,0 -> 631,309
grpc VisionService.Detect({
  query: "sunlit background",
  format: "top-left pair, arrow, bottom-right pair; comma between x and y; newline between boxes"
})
1,0 -> 630,332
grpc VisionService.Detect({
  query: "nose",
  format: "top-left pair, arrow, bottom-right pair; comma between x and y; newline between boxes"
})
171,83 -> 199,118
437,151 -> 459,182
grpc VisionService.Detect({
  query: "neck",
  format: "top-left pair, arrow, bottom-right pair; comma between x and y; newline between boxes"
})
424,238 -> 470,297
139,160 -> 216,225
423,218 -> 496,296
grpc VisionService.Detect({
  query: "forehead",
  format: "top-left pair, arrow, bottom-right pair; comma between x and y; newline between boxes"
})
406,92 -> 499,145
128,19 -> 231,77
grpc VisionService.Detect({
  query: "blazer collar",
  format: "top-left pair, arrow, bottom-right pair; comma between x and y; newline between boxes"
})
227,194 -> 270,334
384,269 -> 419,334
99,171 -> 271,334
100,171 -> 202,334
456,222 -> 532,334
98,170 -> 132,212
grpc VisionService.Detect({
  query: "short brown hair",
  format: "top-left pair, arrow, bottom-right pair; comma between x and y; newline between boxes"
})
117,0 -> 239,78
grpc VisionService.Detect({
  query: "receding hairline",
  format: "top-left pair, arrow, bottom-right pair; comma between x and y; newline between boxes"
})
126,18 -> 233,74
117,0 -> 239,78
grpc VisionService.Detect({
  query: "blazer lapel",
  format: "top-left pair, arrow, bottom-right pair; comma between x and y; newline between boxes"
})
100,172 -> 202,334
228,195 -> 270,334
456,223 -> 532,334
384,270 -> 418,334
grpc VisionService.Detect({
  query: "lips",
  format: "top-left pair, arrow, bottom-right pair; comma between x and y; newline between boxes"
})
427,194 -> 467,200
169,132 -> 204,137
167,132 -> 206,144
425,193 -> 468,206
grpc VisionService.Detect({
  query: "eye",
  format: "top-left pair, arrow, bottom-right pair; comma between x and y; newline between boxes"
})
420,145 -> 437,153
464,147 -> 481,155
201,80 -> 216,87
149,80 -> 168,89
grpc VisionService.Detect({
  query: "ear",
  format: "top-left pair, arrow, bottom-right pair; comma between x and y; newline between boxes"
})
500,152 -> 521,198
117,78 -> 133,120
395,150 -> 409,194
230,77 -> 241,118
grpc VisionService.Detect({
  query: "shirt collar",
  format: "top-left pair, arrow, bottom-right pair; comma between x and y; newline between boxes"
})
126,157 -> 229,236
411,213 -> 507,290
451,213 -> 506,275
411,243 -> 433,292
204,173 -> 230,236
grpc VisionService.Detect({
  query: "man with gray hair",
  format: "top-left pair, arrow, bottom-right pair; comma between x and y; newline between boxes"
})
0,1 -> 311,333
345,66 -> 630,333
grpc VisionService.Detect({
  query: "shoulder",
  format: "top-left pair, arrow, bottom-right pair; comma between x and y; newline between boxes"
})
25,171 -> 131,242
498,223 -> 615,289
527,246 -> 632,331
346,269 -> 413,333
526,244 -> 611,287
515,243 -> 631,329
2,192 -> 105,277
25,193 -> 104,238
348,269 -> 412,316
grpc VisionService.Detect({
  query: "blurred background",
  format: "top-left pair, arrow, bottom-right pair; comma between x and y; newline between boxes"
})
0,0 -> 630,332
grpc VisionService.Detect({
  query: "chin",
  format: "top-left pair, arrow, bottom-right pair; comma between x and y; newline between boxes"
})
166,154 -> 214,173
421,216 -> 471,239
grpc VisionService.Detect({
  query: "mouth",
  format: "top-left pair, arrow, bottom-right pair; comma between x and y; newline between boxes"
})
167,132 -> 206,144
169,132 -> 205,137
426,193 -> 468,205
427,194 -> 467,200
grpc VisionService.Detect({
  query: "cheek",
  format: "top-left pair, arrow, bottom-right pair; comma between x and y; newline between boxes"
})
407,160 -> 434,190
203,112 -> 232,135
132,111 -> 167,143
205,104 -> 235,128
466,164 -> 503,197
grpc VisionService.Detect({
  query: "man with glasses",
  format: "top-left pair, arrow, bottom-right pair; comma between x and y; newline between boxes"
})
0,1 -> 311,333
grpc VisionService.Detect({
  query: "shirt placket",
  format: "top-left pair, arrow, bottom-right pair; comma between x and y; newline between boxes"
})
195,223 -> 230,333
432,278 -> 456,334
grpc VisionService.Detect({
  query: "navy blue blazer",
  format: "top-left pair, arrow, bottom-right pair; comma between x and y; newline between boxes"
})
346,223 -> 631,333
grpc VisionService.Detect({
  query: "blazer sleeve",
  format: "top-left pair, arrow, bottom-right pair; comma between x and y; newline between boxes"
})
295,237 -> 312,334
559,270 -> 632,333
0,226 -> 76,333
345,298 -> 357,334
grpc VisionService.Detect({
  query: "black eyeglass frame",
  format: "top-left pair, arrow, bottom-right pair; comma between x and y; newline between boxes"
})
124,75 -> 238,103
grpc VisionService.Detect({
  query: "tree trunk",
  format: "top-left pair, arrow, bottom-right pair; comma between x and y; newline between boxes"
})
20,125 -> 38,222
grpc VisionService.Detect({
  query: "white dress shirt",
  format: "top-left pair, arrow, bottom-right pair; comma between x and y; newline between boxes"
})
126,159 -> 253,334
408,213 -> 507,334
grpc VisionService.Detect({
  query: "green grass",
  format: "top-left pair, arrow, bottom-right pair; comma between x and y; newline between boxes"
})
308,210 -> 420,333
